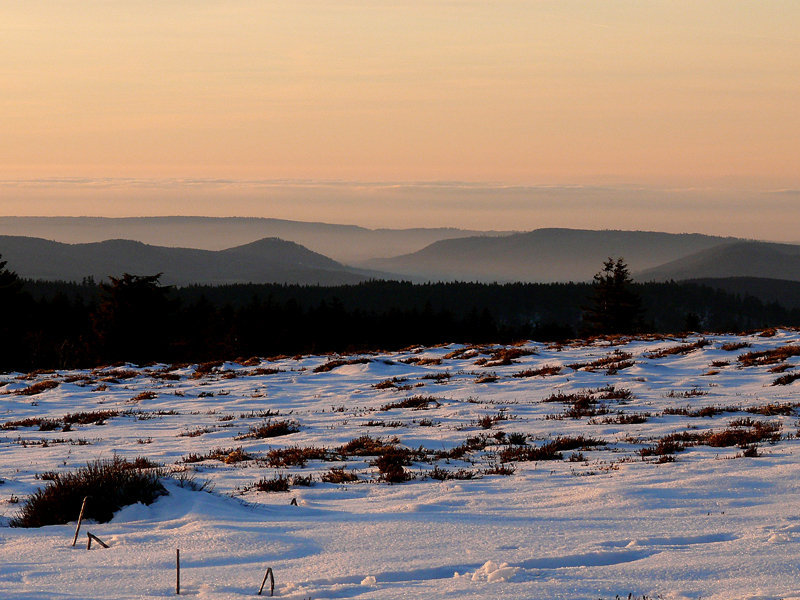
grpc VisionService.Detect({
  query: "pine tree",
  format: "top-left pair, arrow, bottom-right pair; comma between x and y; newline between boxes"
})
0,254 -> 27,370
0,254 -> 22,300
582,257 -> 643,335
92,273 -> 174,364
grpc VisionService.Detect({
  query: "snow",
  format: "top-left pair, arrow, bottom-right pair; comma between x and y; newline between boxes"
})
2,330 -> 800,598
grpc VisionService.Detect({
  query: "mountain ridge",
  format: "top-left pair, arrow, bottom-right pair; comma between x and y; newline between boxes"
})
638,241 -> 800,282
365,228 -> 737,282
0,216 -> 515,264
0,235 -> 374,286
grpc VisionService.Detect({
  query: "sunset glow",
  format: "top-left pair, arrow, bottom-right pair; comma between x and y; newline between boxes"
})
2,1 -> 798,235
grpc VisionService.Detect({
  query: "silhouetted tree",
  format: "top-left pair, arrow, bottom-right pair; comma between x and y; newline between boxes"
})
0,254 -> 27,369
582,257 -> 643,335
92,273 -> 175,364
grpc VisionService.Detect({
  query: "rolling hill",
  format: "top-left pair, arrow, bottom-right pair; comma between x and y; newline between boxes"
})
0,216 -> 514,264
365,228 -> 733,282
0,235 -> 375,285
638,241 -> 800,283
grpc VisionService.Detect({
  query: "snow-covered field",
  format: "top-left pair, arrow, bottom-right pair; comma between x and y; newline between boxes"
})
4,330 -> 800,599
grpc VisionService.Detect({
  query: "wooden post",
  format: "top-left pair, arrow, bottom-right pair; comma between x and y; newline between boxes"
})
257,567 -> 274,596
176,549 -> 180,595
86,532 -> 109,550
71,496 -> 89,546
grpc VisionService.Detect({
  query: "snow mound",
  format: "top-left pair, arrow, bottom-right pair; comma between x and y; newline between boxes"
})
457,560 -> 519,583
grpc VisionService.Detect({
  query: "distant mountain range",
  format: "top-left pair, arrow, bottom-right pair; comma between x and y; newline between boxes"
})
638,241 -> 800,282
0,236 -> 378,286
4,218 -> 800,296
364,228 -> 734,282
0,216 -> 513,264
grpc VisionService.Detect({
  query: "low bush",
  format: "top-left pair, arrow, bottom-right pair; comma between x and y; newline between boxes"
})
428,466 -> 478,480
246,475 -> 290,493
321,467 -> 358,483
238,419 -> 301,440
512,365 -> 561,378
595,413 -> 650,425
477,412 -> 509,429
567,351 -> 634,374
773,372 -> 800,386
703,422 -> 780,447
191,360 -> 223,378
663,405 -> 724,418
11,457 -> 165,528
482,347 -> 536,367
483,463 -> 515,476
374,448 -> 411,483
739,345 -> 800,367
290,474 -> 314,487
339,435 -> 398,456
373,377 -> 408,389
595,386 -> 634,401
15,380 -> 59,396
745,403 -> 797,416
721,341 -> 750,351
421,372 -> 452,381
263,445 -> 332,467
380,395 -> 440,411
644,339 -> 711,359
498,441 -> 563,462
181,447 -> 253,464
549,436 -> 605,452
506,432 -> 527,445
313,358 -> 370,373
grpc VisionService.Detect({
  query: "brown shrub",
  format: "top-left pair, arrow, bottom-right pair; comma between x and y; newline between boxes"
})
773,372 -> 800,386
263,446 -> 332,467
483,463 -> 516,476
644,339 -> 711,359
595,413 -> 650,425
428,466 -> 478,481
373,448 -> 412,483
16,380 -> 59,396
567,351 -> 634,374
480,347 -> 536,367
380,395 -> 440,411
512,365 -> 561,378
237,419 -> 301,440
373,377 -> 408,389
739,345 -> 800,367
321,467 -> 358,483
191,361 -> 223,378
401,357 -> 442,366
313,358 -> 370,373
498,441 -> 563,462
745,403 -> 797,416
720,341 -> 750,351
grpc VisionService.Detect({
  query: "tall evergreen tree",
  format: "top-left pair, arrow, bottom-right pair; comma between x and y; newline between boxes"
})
0,254 -> 27,370
92,273 -> 175,364
581,257 -> 643,335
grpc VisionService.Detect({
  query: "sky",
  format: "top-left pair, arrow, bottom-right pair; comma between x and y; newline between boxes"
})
1,1 -> 799,238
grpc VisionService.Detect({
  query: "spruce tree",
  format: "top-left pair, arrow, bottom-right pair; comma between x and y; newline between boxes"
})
582,257 -> 643,335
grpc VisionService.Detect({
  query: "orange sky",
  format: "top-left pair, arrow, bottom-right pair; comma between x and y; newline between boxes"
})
1,1 -> 798,236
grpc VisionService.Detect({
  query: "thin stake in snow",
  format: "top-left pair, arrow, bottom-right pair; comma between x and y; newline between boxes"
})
71,496 -> 89,547
86,532 -> 109,550
176,549 -> 180,595
257,567 -> 274,596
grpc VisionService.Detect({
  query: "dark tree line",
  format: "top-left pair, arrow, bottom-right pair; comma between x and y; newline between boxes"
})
3,253 -> 800,372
